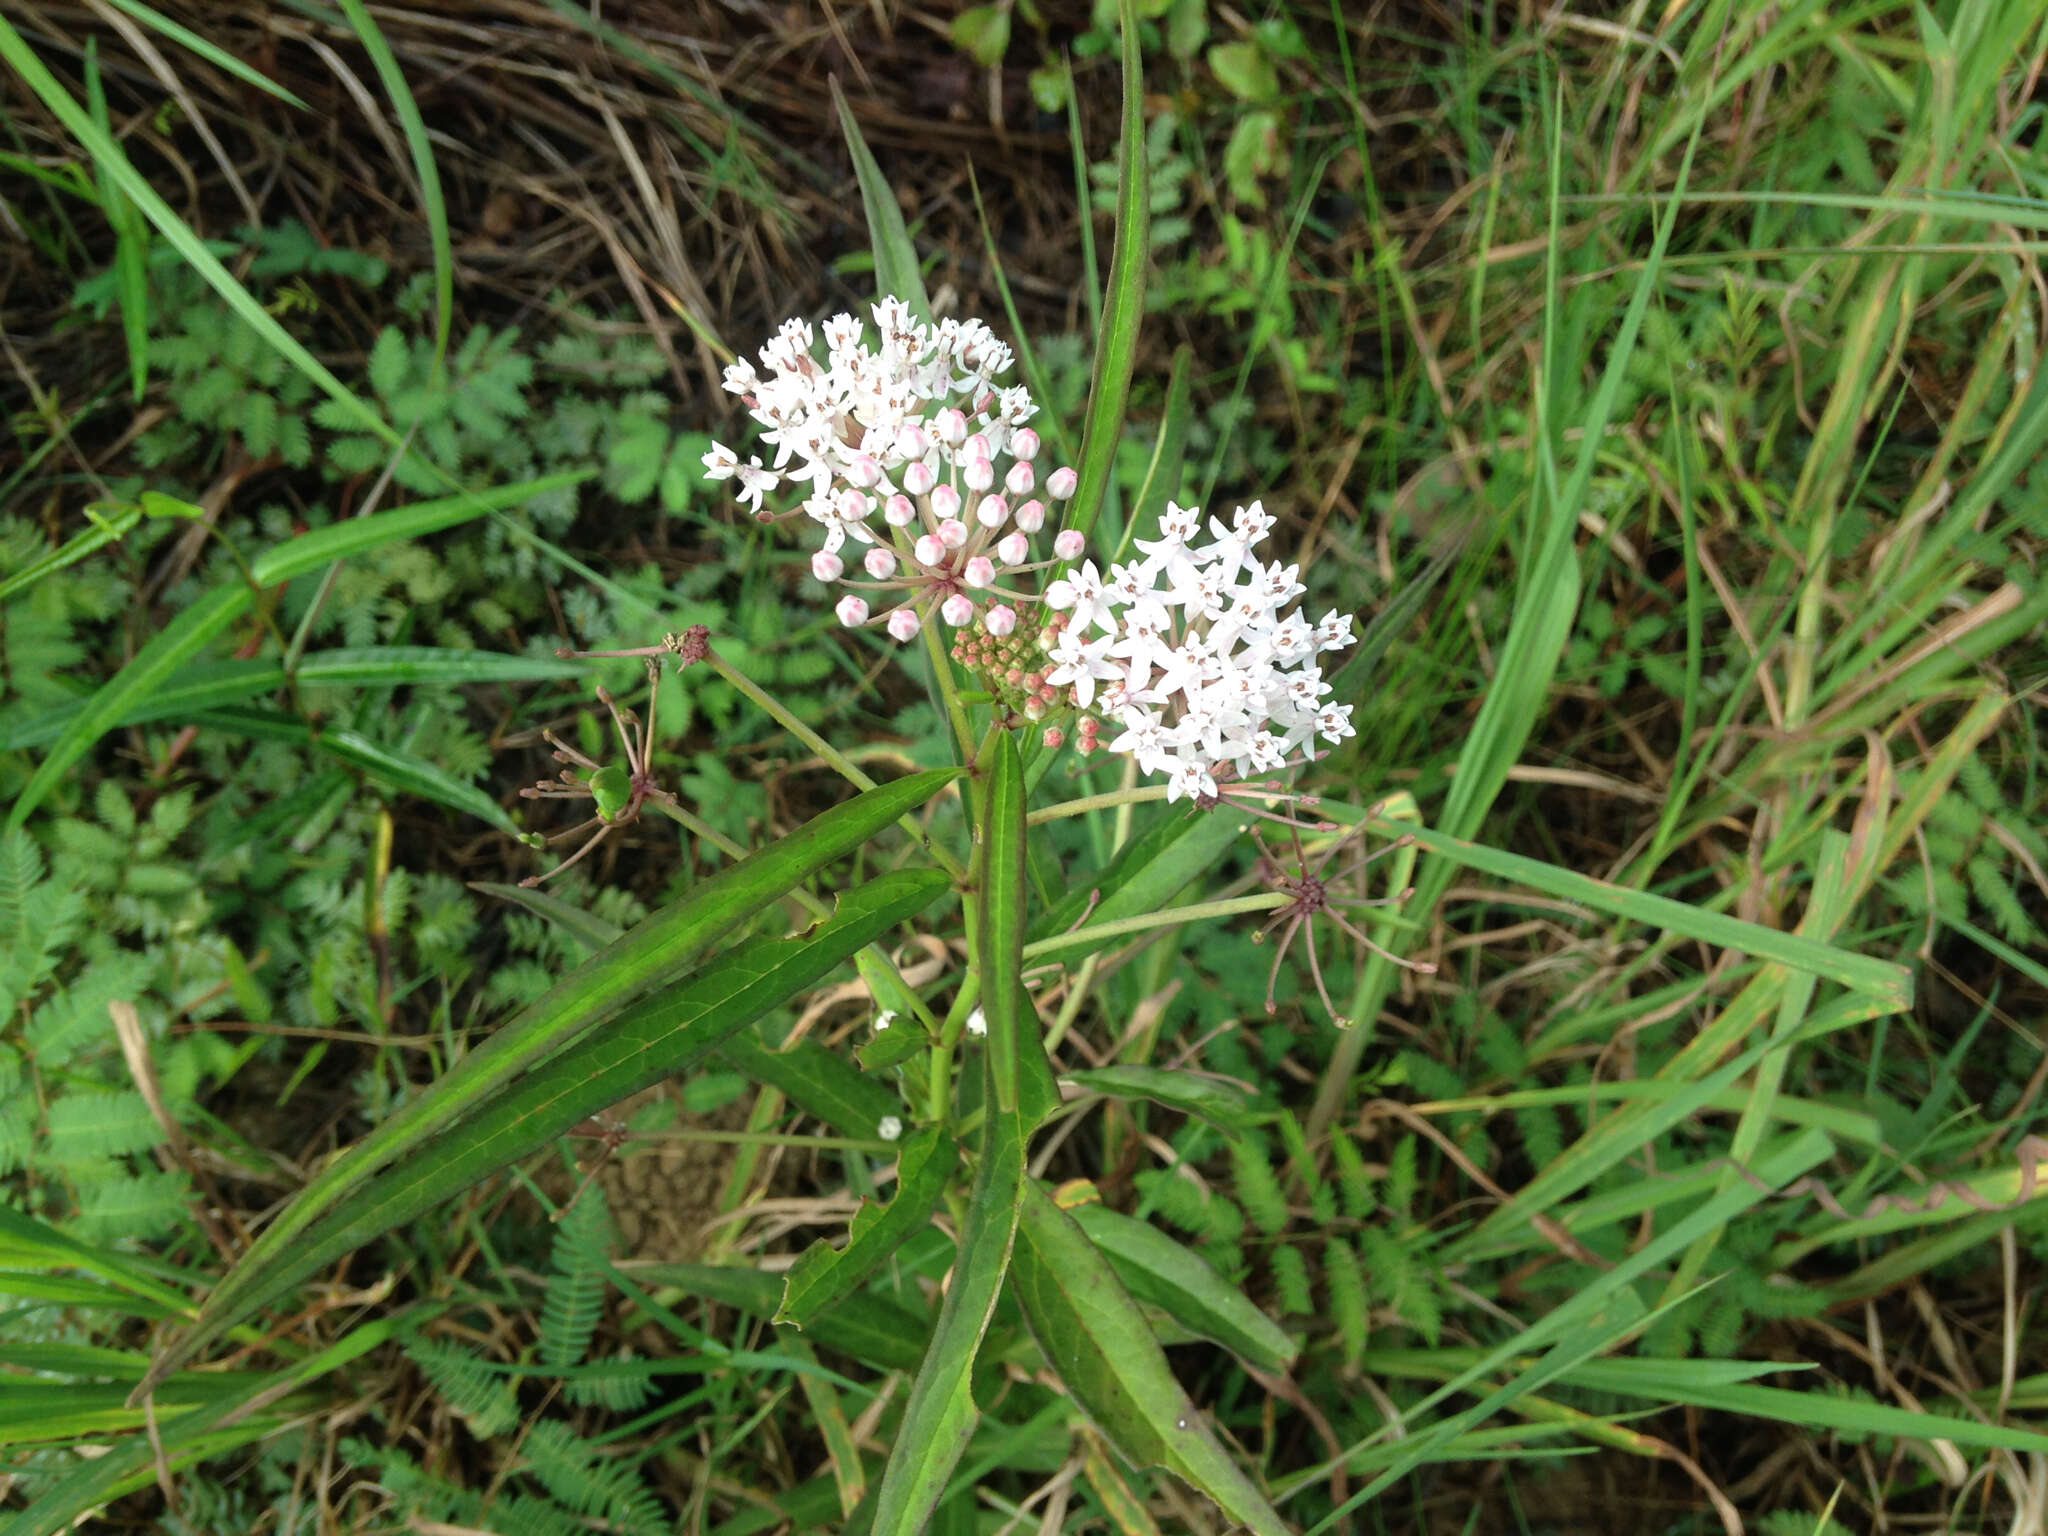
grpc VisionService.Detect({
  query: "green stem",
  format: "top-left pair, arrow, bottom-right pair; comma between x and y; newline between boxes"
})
1024,892 -> 1290,963
706,645 -> 966,881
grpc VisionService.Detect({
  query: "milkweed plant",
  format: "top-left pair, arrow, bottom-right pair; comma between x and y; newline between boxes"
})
124,52 -> 1423,1536
504,293 -> 1430,1530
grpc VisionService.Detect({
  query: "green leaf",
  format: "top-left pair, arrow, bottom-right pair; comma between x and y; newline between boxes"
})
1064,0 -> 1147,543
980,732 -> 1060,1129
181,707 -> 517,834
871,1095 -> 1025,1535
1009,1181 -> 1289,1533
1064,1065 -> 1256,1135
776,1125 -> 959,1328
1032,802 -> 1244,943
0,648 -> 584,753
469,880 -> 627,953
0,501 -> 141,604
250,471 -> 589,584
6,583 -> 252,832
951,5 -> 1011,67
830,78 -> 930,323
1222,110 -> 1284,206
1207,41 -> 1278,102
155,871 -> 947,1382
1068,1200 -> 1295,1372
140,776 -> 957,1390
719,1025 -> 901,1138
643,1263 -> 929,1374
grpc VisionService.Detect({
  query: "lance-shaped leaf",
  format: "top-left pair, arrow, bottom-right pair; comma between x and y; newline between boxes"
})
981,731 -> 1059,1130
1031,802 -> 1244,944
1010,1180 -> 1292,1536
1068,1201 -> 1296,1374
719,1026 -> 901,1137
1065,1065 -> 1257,1137
1064,0 -> 1147,544
870,1080 -> 1026,1534
831,77 -> 931,323
645,1262 -> 930,1375
146,870 -> 946,1381
142,773 -> 957,1390
776,1125 -> 959,1329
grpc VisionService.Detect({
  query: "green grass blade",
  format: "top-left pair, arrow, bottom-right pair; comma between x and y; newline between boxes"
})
5,583 -> 252,832
140,771 -> 958,1389
1062,0 -> 1146,545
250,472 -> 591,584
1069,1202 -> 1296,1373
331,0 -> 451,377
1563,1360 -> 2048,1454
102,0 -> 309,107
0,16 -> 395,448
191,708 -> 520,834
1380,818 -> 1909,1003
1011,1180 -> 1289,1534
830,77 -> 930,321
776,1124 -> 960,1329
154,871 -> 947,1359
0,648 -> 584,752
81,41 -> 149,403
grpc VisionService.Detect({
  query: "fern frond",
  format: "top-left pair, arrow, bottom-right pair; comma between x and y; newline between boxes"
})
521,1419 -> 664,1536
1323,1236 -> 1369,1367
541,1192 -> 614,1369
1230,1134 -> 1289,1237
406,1337 -> 522,1438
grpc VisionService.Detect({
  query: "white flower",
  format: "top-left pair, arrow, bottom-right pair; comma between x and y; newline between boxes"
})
878,1115 -> 903,1142
873,1009 -> 897,1032
1045,628 -> 1122,709
965,1006 -> 988,1038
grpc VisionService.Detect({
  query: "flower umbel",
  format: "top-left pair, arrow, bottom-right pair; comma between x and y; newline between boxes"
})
702,300 -> 1081,640
1048,500 -> 1358,801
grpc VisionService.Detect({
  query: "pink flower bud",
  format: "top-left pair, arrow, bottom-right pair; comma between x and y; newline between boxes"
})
1024,696 -> 1047,721
986,604 -> 1018,636
1012,499 -> 1045,533
935,408 -> 968,445
811,551 -> 845,582
964,432 -> 991,460
1005,461 -> 1035,496
975,493 -> 1008,529
846,454 -> 882,488
1047,466 -> 1078,499
1054,529 -> 1085,560
835,594 -> 869,626
964,556 -> 995,589
913,534 -> 945,567
886,607 -> 922,642
938,518 -> 969,550
837,488 -> 871,520
1011,427 -> 1041,462
1041,725 -> 1063,748
996,532 -> 1029,565
964,457 -> 995,492
898,423 -> 930,458
864,546 -> 899,579
930,483 -> 961,519
940,593 -> 975,626
1044,579 -> 1075,610
884,493 -> 917,526
903,461 -> 936,496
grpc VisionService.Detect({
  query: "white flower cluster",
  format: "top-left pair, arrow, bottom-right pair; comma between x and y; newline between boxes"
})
1044,500 -> 1357,802
701,299 -> 1079,642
